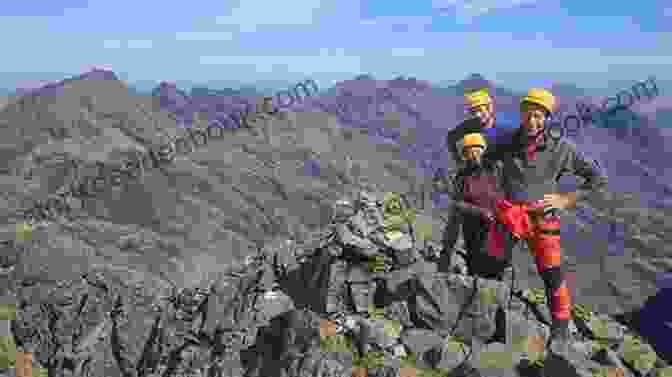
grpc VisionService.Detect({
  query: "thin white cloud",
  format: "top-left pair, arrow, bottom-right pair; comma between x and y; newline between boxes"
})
214,0 -> 325,32
433,0 -> 538,23
126,40 -> 153,49
389,48 -> 427,57
348,40 -> 639,77
358,16 -> 434,33
198,53 -> 362,74
102,40 -> 122,49
103,39 -> 153,49
601,55 -> 672,65
175,31 -> 236,41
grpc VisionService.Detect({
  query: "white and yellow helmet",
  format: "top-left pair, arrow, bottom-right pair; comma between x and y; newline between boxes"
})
464,88 -> 493,110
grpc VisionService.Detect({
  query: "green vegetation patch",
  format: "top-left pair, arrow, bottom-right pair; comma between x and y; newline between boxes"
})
353,351 -> 385,369
14,222 -> 33,243
368,255 -> 387,273
621,334 -> 656,373
383,192 -> 416,232
654,366 -> 672,377
477,348 -> 517,370
0,335 -> 16,369
320,334 -> 354,354
415,222 -> 434,243
383,319 -> 402,338
0,305 -> 16,321
479,286 -> 497,306
399,352 -> 449,377
444,335 -> 466,355
572,303 -> 594,322
523,288 -> 546,305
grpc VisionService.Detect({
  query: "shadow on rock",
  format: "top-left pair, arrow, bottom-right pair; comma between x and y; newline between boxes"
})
542,352 -> 583,377
279,247 -> 333,315
613,287 -> 672,365
241,308 -> 349,377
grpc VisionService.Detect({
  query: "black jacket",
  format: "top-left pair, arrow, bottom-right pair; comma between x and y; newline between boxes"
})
434,160 -> 516,278
435,160 -> 505,252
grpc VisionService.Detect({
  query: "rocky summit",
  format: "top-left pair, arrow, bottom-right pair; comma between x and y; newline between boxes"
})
4,188 -> 670,377
0,70 -> 671,377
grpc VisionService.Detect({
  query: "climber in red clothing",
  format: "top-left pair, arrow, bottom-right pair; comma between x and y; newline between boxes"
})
483,88 -> 608,354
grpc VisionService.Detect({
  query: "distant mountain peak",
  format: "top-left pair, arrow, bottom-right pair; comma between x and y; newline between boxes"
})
354,74 -> 375,81
156,81 -> 180,90
77,68 -> 119,81
18,69 -> 121,99
152,82 -> 189,98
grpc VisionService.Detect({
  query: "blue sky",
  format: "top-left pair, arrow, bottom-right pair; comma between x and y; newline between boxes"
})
1,0 -> 670,91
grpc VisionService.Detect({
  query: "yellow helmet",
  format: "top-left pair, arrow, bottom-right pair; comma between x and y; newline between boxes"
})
464,89 -> 492,109
457,133 -> 486,156
521,88 -> 556,114
462,133 -> 486,148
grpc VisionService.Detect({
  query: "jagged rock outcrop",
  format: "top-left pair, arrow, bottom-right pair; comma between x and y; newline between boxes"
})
235,190 -> 670,377
151,82 -> 190,112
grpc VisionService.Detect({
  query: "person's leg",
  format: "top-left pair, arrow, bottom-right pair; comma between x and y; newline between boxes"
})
439,212 -> 461,273
528,216 -> 572,342
488,232 -> 517,282
466,235 -> 510,280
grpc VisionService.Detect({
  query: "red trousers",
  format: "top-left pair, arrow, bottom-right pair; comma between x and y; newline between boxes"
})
495,199 -> 572,322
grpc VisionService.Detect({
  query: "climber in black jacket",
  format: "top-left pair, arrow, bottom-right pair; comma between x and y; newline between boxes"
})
433,132 -> 516,280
